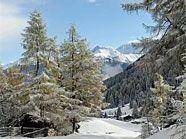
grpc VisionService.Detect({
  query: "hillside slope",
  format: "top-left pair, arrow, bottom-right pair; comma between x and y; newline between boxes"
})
104,37 -> 185,107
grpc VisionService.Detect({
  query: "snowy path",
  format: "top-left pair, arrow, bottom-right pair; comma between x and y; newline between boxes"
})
0,118 -> 141,139
78,118 -> 141,138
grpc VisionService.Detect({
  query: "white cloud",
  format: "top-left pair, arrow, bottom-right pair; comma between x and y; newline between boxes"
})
0,1 -> 26,40
88,0 -> 97,3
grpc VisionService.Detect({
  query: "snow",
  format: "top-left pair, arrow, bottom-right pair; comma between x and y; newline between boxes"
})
0,118 -> 181,139
0,104 -> 144,139
102,104 -> 132,116
0,118 -> 141,139
79,118 -> 141,138
93,47 -> 141,63
138,126 -> 182,139
93,46 -> 141,78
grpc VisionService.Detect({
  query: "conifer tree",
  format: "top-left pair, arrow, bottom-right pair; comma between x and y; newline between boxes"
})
116,107 -> 122,120
122,0 -> 185,129
132,101 -> 139,118
122,0 -> 185,54
173,48 -> 186,139
20,11 -> 90,135
60,25 -> 105,113
0,64 -> 10,126
150,73 -> 171,129
141,123 -> 152,139
6,66 -> 26,120
0,65 -> 26,126
0,64 -> 8,95
20,11 -> 72,134
180,49 -> 186,127
21,10 -> 48,77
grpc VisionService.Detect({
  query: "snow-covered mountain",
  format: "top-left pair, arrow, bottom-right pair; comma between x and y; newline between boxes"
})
3,45 -> 142,80
92,45 -> 142,79
2,61 -> 21,70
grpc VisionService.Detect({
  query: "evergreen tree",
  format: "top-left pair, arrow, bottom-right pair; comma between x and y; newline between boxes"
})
173,47 -> 186,139
150,73 -> 171,129
141,123 -> 153,139
122,0 -> 185,124
122,0 -> 185,52
140,94 -> 153,117
0,65 -> 27,127
21,10 -> 48,77
6,66 -> 26,121
180,48 -> 186,127
46,37 -> 58,61
132,101 -> 139,118
20,11 -> 82,134
104,112 -> 108,118
0,64 -> 8,95
0,64 -> 10,126
116,107 -> 122,120
108,93 -> 115,108
60,25 -> 105,113
129,100 -> 133,109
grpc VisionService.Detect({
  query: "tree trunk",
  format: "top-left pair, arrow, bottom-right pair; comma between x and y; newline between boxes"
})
35,47 -> 40,77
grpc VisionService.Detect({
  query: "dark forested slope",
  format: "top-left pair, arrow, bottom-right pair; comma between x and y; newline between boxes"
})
104,35 -> 185,107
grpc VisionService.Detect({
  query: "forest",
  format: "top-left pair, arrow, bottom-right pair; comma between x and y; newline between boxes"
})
0,0 -> 185,139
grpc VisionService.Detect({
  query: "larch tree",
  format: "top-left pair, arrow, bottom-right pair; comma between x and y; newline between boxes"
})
0,65 -> 26,127
5,66 -> 26,124
60,25 -> 105,114
20,11 -> 77,134
0,64 -> 10,126
150,73 -> 171,129
21,10 -> 48,77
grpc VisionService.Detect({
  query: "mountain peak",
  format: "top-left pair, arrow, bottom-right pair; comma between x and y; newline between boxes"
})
92,45 -> 142,79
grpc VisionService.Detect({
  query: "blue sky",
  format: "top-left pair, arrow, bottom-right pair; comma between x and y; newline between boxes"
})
0,0 -> 153,64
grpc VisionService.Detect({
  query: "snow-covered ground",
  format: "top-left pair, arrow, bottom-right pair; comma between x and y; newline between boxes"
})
102,104 -> 132,116
79,118 -> 141,138
0,118 -> 179,139
0,104 -> 179,139
0,118 -> 141,139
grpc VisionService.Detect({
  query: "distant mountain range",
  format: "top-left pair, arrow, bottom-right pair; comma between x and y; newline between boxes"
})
92,44 -> 142,79
3,43 -> 142,79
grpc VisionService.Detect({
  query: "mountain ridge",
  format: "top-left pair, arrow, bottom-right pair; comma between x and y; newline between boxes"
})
93,44 -> 142,79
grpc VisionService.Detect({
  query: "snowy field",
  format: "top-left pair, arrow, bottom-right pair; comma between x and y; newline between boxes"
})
0,104 -> 178,139
0,118 -> 141,139
0,117 -> 179,139
102,104 -> 133,116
